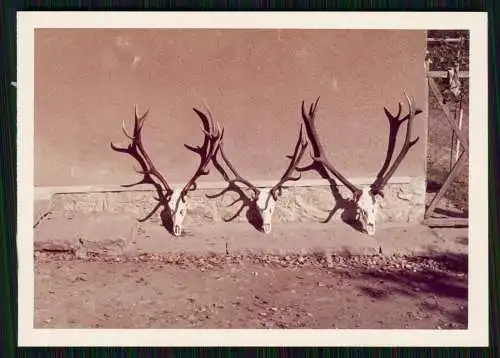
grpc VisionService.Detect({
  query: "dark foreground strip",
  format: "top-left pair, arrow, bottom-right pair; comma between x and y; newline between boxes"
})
34,250 -> 468,275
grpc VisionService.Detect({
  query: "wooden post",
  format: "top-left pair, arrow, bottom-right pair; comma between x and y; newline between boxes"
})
455,101 -> 464,163
427,77 -> 469,151
450,102 -> 456,171
425,150 -> 468,220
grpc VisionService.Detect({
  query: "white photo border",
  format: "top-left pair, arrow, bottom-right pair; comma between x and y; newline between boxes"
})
17,11 -> 489,347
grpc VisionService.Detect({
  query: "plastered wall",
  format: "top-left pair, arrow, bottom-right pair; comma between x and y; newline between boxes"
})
35,29 -> 427,188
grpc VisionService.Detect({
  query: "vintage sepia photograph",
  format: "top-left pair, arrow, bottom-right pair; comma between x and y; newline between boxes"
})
18,12 -> 488,347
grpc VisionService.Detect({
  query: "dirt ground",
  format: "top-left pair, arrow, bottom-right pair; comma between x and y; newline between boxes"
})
35,252 -> 467,329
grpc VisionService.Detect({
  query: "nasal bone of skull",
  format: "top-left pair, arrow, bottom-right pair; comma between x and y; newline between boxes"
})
263,222 -> 272,234
173,223 -> 182,236
259,206 -> 272,232
361,207 -> 376,235
255,190 -> 272,231
170,190 -> 186,236
365,218 -> 376,235
172,208 -> 185,236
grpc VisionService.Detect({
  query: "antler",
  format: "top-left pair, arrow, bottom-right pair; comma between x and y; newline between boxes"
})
370,91 -> 422,196
180,107 -> 223,202
300,97 -> 362,199
205,116 -> 261,221
269,123 -> 309,201
208,121 -> 261,202
110,105 -> 173,202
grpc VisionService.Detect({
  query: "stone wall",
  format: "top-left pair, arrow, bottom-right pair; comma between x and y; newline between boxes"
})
37,178 -> 425,229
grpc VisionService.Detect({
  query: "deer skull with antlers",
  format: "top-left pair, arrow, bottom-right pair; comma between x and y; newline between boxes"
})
300,91 -> 422,236
110,106 -> 222,236
197,106 -> 308,234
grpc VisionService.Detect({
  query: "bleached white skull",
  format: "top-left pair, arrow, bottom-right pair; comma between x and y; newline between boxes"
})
255,188 -> 277,234
167,187 -> 188,237
355,186 -> 380,236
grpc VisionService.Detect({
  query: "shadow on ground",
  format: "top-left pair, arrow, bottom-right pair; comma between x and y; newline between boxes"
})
353,252 -> 468,327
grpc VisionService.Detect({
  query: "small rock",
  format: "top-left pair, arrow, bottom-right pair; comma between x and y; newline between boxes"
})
187,314 -> 197,322
259,312 -> 267,317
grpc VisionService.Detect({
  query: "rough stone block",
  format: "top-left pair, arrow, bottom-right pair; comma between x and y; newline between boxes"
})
42,178 -> 427,227
34,199 -> 52,224
34,213 -> 139,256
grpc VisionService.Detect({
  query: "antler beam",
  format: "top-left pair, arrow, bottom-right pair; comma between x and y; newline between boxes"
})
269,123 -> 309,201
111,106 -> 173,197
299,91 -> 422,235
301,97 -> 362,199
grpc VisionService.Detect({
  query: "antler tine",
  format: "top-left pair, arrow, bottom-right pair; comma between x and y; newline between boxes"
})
121,104 -> 148,140
111,106 -> 173,198
201,100 -> 223,141
133,108 -> 173,196
134,105 -> 150,135
301,97 -> 362,198
371,90 -> 421,195
394,102 -> 403,119
269,123 -> 309,201
121,120 -> 134,140
372,91 -> 425,194
180,107 -> 224,200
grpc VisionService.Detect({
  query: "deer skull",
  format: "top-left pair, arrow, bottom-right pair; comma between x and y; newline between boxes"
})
166,187 -> 188,237
111,105 -> 222,238
212,122 -> 307,235
300,92 -> 420,237
255,188 -> 277,234
355,186 -> 380,236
